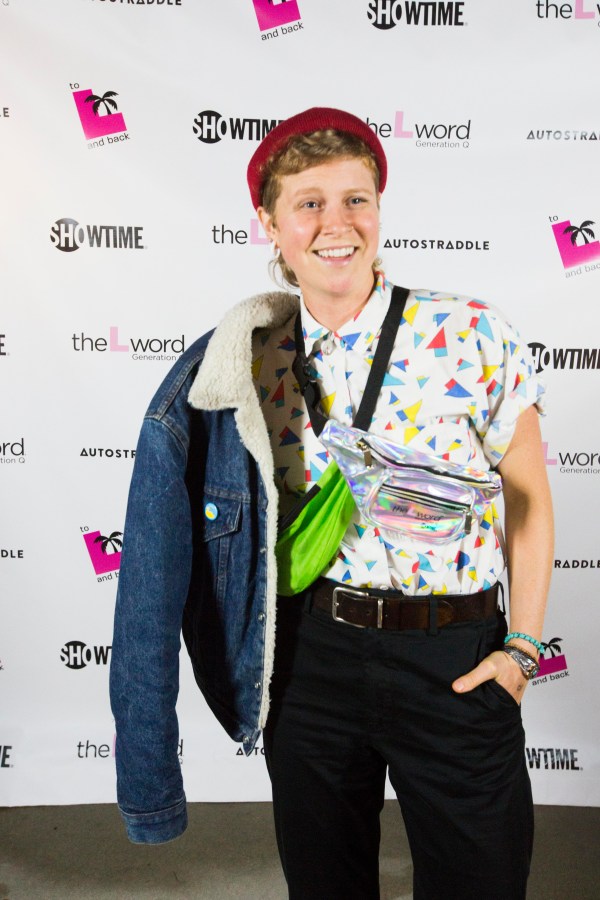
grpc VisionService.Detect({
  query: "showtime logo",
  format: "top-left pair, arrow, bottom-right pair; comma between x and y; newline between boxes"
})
50,218 -> 144,252
60,641 -> 112,670
251,0 -> 302,34
528,342 -> 600,372
367,1 -> 466,28
193,110 -> 283,144
549,216 -> 600,274
71,84 -> 129,146
525,748 -> 580,771
367,110 -> 471,149
82,527 -> 122,579
71,327 -> 185,360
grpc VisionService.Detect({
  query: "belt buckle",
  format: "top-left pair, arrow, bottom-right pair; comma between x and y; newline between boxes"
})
332,586 -> 384,629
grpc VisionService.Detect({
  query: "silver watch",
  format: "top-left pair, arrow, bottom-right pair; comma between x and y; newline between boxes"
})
503,644 -> 540,680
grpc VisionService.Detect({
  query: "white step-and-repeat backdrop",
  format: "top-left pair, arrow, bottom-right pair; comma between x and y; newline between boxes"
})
1,0 -> 599,807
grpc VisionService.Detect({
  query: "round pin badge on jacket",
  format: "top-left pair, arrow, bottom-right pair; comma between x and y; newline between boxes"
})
205,502 -> 219,521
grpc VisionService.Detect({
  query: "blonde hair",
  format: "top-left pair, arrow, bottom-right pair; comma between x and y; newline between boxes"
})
260,129 -> 382,287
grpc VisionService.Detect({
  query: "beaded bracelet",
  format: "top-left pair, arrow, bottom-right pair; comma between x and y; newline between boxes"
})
504,632 -> 543,654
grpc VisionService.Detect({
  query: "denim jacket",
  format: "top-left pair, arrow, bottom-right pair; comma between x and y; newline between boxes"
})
110,290 -> 298,844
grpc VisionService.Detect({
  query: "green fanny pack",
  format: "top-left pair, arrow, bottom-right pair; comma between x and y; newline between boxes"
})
275,461 -> 355,597
274,285 -> 409,597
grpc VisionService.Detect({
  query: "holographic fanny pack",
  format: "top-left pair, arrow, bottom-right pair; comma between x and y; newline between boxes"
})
320,420 -> 502,544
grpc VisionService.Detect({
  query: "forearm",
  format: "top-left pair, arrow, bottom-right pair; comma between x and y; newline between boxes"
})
502,479 -> 554,655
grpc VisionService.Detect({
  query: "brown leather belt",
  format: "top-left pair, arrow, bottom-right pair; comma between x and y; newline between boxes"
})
311,579 -> 499,631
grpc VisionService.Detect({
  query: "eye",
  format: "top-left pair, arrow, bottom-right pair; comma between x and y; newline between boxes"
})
348,196 -> 367,206
301,200 -> 320,209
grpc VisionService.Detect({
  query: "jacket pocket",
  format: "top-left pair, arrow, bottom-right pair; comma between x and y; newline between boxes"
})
200,490 -> 243,607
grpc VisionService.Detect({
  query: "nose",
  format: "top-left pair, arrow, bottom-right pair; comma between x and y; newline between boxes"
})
321,205 -> 354,236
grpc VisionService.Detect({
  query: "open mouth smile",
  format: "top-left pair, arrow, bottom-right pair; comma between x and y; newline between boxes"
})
315,246 -> 356,259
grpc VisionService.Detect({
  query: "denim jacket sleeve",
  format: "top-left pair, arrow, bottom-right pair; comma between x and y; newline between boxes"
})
110,413 -> 192,844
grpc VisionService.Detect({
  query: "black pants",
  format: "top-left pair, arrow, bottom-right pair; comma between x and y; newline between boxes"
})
263,590 -> 533,900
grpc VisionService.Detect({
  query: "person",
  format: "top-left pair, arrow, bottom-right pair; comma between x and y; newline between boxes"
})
110,107 -> 553,899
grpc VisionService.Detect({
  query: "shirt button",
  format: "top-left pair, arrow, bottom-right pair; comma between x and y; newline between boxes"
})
379,585 -> 389,591
257,612 -> 265,622
254,682 -> 261,690
321,339 -> 334,356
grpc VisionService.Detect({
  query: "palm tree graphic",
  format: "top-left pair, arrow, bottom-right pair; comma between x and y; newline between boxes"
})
84,91 -> 119,117
94,531 -> 123,555
541,637 -> 562,658
563,221 -> 595,246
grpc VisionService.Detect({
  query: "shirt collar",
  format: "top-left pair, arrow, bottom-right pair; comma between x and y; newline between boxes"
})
300,272 -> 392,358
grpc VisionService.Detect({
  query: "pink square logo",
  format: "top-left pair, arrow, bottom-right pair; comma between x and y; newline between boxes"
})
73,89 -> 127,141
251,0 -> 301,31
552,219 -> 600,269
83,530 -> 122,575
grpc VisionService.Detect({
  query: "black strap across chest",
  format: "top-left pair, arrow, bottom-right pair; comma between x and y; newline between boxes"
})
291,284 -> 409,437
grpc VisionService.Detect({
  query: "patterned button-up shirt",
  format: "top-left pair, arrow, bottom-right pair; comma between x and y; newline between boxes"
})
251,274 -> 545,594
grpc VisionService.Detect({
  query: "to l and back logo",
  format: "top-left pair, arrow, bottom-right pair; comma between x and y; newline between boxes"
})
550,217 -> 600,273
532,637 -> 569,683
83,530 -> 122,577
71,84 -> 130,147
251,0 -> 302,33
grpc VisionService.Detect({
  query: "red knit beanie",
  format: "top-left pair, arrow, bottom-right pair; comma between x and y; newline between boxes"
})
247,107 -> 387,210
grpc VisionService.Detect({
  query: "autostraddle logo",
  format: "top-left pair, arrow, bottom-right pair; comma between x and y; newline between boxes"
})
50,219 -> 144,252
528,342 -> 600,373
527,128 -> 599,141
535,0 -> 600,20
525,748 -> 581,771
72,327 -> 185,360
543,442 -> 600,474
383,236 -> 489,251
549,216 -> 600,274
93,0 -> 183,6
60,641 -> 112,670
80,448 -> 136,459
71,84 -> 129,146
0,334 -> 7,356
367,111 -> 471,149
367,1 -> 466,28
193,110 -> 284,144
251,0 -> 302,35
531,636 -> 569,684
1,106 -> 9,119
82,528 -> 122,578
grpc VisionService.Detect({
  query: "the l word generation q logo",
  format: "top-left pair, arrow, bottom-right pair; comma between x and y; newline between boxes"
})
50,219 -> 144,252
543,441 -> 600,474
1,438 -> 25,464
61,641 -> 112,670
550,216 -> 600,277
71,84 -> 130,149
251,0 -> 303,39
368,1 -> 466,28
367,110 -> 471,150
72,326 -> 185,361
535,0 -> 600,21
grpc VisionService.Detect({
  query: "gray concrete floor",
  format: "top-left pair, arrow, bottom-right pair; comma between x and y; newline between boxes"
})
0,802 -> 598,899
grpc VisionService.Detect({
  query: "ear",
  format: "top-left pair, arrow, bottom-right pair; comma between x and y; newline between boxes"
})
257,206 -> 277,242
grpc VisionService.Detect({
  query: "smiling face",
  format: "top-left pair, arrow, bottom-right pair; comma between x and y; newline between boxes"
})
257,158 -> 381,326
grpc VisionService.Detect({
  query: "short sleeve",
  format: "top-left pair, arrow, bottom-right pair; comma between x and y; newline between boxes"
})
476,308 -> 546,468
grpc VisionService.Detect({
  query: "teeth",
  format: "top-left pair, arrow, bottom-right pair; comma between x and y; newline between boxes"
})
317,247 -> 354,258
